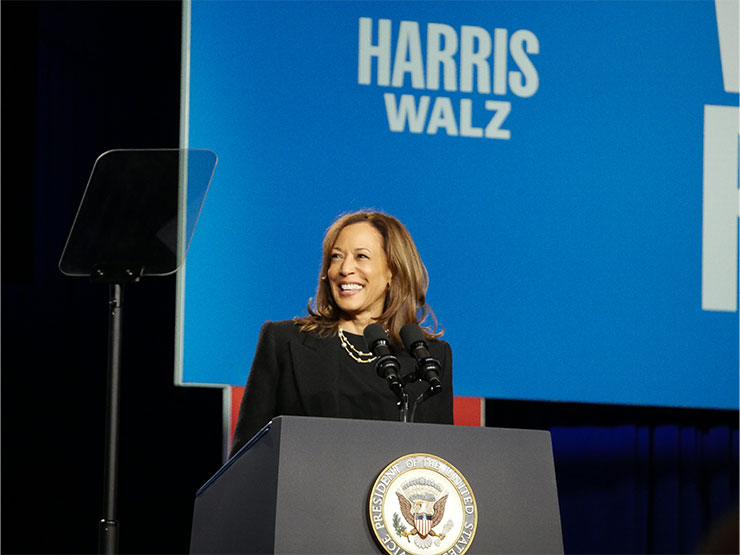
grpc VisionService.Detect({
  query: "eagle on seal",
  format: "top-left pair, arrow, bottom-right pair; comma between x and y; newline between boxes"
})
395,491 -> 448,541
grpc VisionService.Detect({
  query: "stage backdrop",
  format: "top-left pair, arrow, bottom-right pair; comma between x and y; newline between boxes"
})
176,0 -> 739,410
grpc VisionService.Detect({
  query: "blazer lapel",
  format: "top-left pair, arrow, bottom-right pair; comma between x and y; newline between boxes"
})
289,331 -> 340,417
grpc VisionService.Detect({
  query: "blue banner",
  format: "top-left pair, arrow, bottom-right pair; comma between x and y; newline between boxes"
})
180,0 -> 739,409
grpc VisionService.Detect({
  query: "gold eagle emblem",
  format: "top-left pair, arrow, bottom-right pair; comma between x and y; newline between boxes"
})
395,490 -> 448,541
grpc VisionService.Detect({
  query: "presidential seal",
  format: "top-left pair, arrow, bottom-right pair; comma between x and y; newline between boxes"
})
368,453 -> 477,555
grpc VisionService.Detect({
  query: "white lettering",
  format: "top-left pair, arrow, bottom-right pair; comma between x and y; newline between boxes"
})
484,100 -> 511,139
715,0 -> 739,94
384,93 -> 430,133
361,18 -> 539,140
460,98 -> 483,137
358,18 -> 391,86
509,29 -> 539,97
423,458 -> 441,469
702,104 -> 739,311
493,28 -> 508,95
385,94 -> 511,139
426,23 -> 458,91
382,536 -> 401,554
391,21 -> 425,88
426,96 -> 458,136
460,25 -> 492,93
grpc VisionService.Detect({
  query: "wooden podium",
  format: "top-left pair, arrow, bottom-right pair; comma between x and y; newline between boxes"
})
190,416 -> 563,554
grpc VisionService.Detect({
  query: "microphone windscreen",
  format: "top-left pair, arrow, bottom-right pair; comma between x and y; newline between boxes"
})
363,323 -> 389,347
400,322 -> 426,348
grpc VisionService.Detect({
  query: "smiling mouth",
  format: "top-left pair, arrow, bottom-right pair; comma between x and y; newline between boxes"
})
339,283 -> 364,294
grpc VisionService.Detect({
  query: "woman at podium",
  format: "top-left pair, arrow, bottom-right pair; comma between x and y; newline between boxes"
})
229,211 -> 453,457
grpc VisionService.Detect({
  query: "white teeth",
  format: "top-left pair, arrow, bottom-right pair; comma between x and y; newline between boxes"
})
341,283 -> 363,290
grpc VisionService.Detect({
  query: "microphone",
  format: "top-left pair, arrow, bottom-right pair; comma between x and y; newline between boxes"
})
363,323 -> 403,394
400,323 -> 442,393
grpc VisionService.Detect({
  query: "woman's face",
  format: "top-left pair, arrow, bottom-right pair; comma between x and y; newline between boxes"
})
328,222 -> 392,325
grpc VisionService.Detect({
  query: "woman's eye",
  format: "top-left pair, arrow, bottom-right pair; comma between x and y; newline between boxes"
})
330,253 -> 342,260
356,253 -> 369,259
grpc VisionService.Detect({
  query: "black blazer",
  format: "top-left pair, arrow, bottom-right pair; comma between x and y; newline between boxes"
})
230,320 -> 454,457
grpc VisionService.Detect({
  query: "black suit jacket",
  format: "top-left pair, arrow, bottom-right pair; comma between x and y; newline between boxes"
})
230,320 -> 454,457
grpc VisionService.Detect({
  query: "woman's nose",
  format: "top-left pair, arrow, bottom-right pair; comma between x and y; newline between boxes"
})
339,256 -> 355,275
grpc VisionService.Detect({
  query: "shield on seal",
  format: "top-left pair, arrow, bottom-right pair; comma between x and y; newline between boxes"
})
415,514 -> 433,536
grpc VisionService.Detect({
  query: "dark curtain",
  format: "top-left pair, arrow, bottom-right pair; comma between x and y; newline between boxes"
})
488,399 -> 739,554
2,3 -> 223,554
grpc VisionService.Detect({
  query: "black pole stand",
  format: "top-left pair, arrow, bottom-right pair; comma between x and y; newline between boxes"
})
400,367 -> 443,424
397,391 -> 410,423
99,282 -> 123,555
94,267 -> 140,555
57,149 -> 218,555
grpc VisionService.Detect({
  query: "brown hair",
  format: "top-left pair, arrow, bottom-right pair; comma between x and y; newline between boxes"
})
295,210 -> 442,345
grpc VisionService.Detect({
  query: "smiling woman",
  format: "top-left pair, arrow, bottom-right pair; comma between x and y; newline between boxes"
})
229,211 -> 453,456
300,211 -> 442,345
327,222 -> 393,333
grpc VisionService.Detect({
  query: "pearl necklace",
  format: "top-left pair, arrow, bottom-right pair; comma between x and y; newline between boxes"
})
338,328 -> 377,363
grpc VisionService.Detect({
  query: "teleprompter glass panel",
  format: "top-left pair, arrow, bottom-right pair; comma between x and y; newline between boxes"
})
59,149 -> 217,279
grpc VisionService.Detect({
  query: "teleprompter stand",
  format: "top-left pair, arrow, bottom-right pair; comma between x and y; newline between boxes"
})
59,149 -> 217,554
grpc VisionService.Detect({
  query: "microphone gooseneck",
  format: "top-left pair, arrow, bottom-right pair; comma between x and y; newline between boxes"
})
363,323 -> 403,396
400,323 -> 443,394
